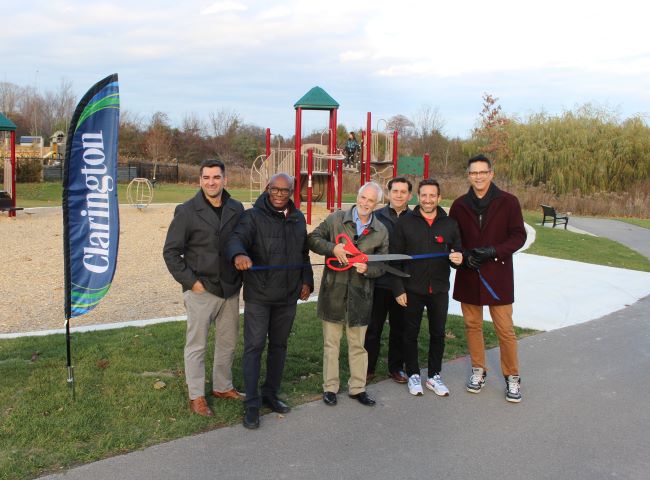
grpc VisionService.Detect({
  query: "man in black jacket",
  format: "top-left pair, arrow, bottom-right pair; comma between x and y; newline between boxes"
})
392,179 -> 463,397
226,173 -> 313,429
364,177 -> 412,384
163,159 -> 245,418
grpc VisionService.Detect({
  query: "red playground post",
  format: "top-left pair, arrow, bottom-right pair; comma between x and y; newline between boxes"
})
423,153 -> 430,179
294,108 -> 302,207
307,149 -> 313,225
365,112 -> 372,185
392,130 -> 399,178
337,158 -> 343,210
265,128 -> 271,158
360,131 -> 366,186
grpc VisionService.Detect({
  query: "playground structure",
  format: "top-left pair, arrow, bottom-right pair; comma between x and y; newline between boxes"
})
0,113 -> 20,217
126,177 -> 154,210
250,86 -> 432,223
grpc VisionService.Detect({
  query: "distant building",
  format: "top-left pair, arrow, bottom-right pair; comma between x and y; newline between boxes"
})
19,135 -> 44,148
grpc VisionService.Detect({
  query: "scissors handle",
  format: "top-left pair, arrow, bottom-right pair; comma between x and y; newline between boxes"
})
326,256 -> 353,271
335,233 -> 362,255
326,234 -> 368,271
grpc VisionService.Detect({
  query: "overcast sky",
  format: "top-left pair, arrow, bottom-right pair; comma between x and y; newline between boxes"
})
2,0 -> 649,138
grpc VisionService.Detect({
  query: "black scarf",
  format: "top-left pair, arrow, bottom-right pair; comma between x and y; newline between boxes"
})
467,182 -> 501,223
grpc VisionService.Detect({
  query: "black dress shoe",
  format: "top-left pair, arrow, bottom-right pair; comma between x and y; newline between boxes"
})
262,396 -> 291,414
243,407 -> 260,429
349,391 -> 376,406
322,391 -> 337,406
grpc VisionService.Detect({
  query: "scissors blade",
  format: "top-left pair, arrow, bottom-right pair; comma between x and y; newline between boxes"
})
377,262 -> 410,278
365,254 -> 412,262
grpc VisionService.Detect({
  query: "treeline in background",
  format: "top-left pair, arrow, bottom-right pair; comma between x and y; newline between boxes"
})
1,81 -> 648,217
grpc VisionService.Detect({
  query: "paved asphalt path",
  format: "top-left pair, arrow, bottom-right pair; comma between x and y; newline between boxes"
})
43,295 -> 650,480
569,217 -> 650,259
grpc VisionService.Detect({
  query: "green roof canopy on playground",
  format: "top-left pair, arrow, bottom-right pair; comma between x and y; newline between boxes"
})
0,112 -> 18,217
294,87 -> 340,110
293,86 -> 339,207
0,112 -> 17,131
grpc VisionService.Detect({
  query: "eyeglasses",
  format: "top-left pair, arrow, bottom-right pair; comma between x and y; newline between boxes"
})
468,170 -> 491,178
269,187 -> 292,196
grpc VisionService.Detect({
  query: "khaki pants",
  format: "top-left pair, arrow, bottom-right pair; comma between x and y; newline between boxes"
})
184,290 -> 240,400
322,321 -> 368,395
461,303 -> 519,377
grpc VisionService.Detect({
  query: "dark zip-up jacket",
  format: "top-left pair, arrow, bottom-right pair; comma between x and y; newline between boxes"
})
391,205 -> 462,297
374,204 -> 410,290
225,192 -> 313,306
163,189 -> 243,298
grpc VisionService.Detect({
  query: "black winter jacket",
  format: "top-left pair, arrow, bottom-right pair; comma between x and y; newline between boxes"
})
391,206 -> 462,297
225,192 -> 314,305
163,190 -> 243,298
374,204 -> 410,290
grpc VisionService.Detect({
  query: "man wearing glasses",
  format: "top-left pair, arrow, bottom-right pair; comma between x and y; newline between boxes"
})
449,154 -> 527,403
227,173 -> 313,429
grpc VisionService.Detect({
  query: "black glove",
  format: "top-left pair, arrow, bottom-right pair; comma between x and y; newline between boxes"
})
463,251 -> 482,270
464,246 -> 496,270
472,246 -> 497,262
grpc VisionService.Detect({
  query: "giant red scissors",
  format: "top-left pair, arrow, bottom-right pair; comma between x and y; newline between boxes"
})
325,233 -> 411,277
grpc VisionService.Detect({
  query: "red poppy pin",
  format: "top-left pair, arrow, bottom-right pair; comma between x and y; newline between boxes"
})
362,228 -> 370,236
435,235 -> 444,243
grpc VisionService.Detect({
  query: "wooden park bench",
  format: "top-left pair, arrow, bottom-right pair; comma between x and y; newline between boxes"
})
540,204 -> 569,229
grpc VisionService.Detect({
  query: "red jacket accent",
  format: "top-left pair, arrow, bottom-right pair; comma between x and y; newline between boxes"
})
449,188 -> 526,305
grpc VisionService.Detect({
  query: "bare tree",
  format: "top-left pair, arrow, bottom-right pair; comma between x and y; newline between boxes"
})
145,111 -> 173,166
414,104 -> 446,137
0,82 -> 21,115
47,78 -> 76,133
208,108 -> 241,137
181,113 -> 207,136
386,114 -> 415,138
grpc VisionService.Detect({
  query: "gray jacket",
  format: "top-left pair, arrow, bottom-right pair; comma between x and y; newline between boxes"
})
163,189 -> 244,298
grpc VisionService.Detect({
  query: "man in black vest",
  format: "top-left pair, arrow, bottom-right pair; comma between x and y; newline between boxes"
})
163,159 -> 245,417
227,173 -> 313,429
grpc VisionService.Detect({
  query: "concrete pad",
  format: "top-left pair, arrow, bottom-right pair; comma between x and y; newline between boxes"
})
448,253 -> 650,331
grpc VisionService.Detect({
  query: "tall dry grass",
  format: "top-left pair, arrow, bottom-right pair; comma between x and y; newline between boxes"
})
434,174 -> 650,218
212,166 -> 650,218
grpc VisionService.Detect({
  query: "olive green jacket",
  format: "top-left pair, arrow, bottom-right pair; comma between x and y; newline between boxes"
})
308,207 -> 389,326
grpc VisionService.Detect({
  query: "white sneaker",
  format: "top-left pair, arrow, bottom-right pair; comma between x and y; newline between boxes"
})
466,367 -> 486,393
505,375 -> 522,403
407,374 -> 423,396
426,374 -> 450,396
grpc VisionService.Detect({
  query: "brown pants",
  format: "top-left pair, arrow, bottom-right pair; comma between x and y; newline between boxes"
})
461,303 -> 519,377
322,321 -> 368,395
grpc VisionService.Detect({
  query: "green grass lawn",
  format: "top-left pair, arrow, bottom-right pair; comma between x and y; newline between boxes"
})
615,217 -> 650,229
523,211 -> 650,272
14,182 -> 251,207
15,183 -> 357,207
0,302 -> 536,480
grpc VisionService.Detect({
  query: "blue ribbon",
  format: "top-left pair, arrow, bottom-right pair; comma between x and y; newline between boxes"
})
249,253 -> 501,301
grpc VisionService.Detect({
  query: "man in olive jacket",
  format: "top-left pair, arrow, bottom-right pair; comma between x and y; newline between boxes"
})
308,182 -> 388,408
449,154 -> 527,403
163,159 -> 244,418
226,173 -> 313,429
